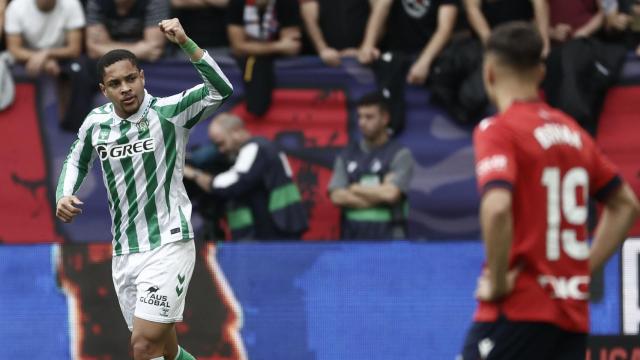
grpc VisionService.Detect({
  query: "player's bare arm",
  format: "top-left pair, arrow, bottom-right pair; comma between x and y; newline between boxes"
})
589,183 -> 640,273
406,4 -> 457,85
56,195 -> 84,223
357,0 -> 391,64
478,187 -> 514,301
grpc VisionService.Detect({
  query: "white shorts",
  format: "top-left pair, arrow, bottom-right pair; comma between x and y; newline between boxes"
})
112,239 -> 195,331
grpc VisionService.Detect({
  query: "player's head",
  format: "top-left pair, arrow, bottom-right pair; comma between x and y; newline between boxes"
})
483,22 -> 545,104
209,113 -> 248,156
97,49 -> 145,119
356,91 -> 390,143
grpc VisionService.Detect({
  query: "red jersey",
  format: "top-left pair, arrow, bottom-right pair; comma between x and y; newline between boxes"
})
473,100 -> 621,333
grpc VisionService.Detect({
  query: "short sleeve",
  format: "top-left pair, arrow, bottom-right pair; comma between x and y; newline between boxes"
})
277,0 -> 301,28
226,0 -> 245,26
586,136 -> 621,202
328,156 -> 349,192
65,0 -> 87,29
389,148 -> 414,193
4,1 -> 22,34
473,119 -> 517,194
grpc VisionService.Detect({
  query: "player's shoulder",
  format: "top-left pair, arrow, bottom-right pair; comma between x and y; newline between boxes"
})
5,0 -> 28,15
473,115 -> 507,140
80,103 -> 113,130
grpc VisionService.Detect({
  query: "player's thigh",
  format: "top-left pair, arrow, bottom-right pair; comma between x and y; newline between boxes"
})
112,253 -> 142,331
133,239 -> 196,325
131,316 -> 175,343
459,317 -> 560,360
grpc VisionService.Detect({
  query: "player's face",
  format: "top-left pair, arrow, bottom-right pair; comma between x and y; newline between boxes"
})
211,127 -> 234,156
357,105 -> 388,141
100,60 -> 145,119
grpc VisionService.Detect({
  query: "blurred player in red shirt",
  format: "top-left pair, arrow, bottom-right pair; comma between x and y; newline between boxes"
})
459,22 -> 640,360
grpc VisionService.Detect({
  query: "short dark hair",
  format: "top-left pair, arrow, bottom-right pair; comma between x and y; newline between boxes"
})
356,91 -> 390,114
96,49 -> 140,83
486,21 -> 543,71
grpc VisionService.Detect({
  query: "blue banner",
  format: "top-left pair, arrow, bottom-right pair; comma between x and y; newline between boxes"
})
0,241 -> 622,359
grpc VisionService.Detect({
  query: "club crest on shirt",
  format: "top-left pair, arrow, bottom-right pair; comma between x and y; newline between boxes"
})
136,118 -> 149,132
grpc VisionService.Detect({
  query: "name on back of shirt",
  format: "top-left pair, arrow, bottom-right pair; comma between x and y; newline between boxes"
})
534,123 -> 582,150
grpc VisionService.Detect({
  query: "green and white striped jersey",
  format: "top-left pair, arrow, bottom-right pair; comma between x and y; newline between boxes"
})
56,51 -> 233,255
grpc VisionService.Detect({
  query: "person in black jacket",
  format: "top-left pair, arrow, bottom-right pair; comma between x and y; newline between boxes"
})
184,112 -> 308,240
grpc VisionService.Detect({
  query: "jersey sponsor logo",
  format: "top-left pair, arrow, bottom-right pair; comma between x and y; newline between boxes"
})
538,274 -> 589,300
534,123 -> 582,150
96,138 -> 155,161
476,154 -> 507,177
139,285 -> 172,308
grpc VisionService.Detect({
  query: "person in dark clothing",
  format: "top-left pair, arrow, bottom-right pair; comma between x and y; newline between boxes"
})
356,0 -> 458,134
85,0 -> 168,61
171,0 -> 229,49
464,0 -> 550,54
226,0 -> 301,116
299,0 -> 370,66
328,92 -> 415,240
184,113 -> 309,241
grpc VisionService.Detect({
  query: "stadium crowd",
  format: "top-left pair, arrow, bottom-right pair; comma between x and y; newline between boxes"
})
2,0 -> 640,129
2,0 -> 639,241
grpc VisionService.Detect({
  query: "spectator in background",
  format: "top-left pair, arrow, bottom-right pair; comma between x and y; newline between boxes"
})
184,113 -> 309,241
358,0 -> 457,85
464,0 -> 550,55
427,0 -> 550,126
548,0 -> 603,43
5,0 -> 91,129
329,92 -> 414,240
356,0 -> 458,134
85,0 -> 168,61
543,0 -> 626,135
299,0 -> 370,67
171,0 -> 228,50
227,0 -> 301,116
184,119 -> 233,241
602,0 -> 640,53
